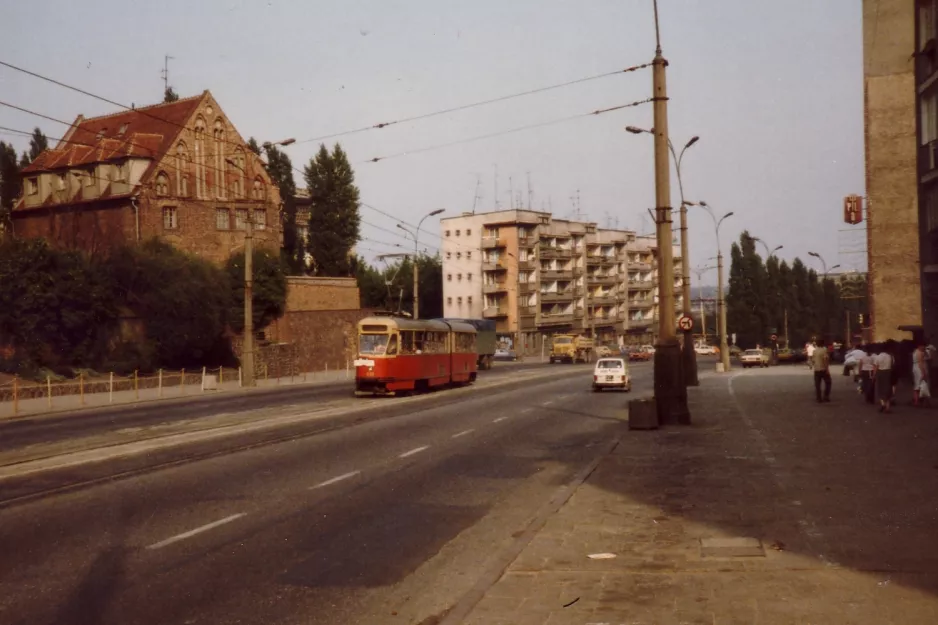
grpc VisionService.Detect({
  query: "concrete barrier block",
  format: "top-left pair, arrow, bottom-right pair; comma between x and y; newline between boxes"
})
203,374 -> 218,391
628,398 -> 658,430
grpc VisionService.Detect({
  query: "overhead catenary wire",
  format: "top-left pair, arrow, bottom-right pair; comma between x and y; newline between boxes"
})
294,62 -> 652,144
363,98 -> 654,164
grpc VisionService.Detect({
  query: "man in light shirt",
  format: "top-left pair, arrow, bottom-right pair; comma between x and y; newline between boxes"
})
811,341 -> 831,403
806,341 -> 816,370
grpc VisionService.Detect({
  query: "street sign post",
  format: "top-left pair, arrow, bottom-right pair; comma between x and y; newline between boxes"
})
770,333 -> 778,342
678,315 -> 694,332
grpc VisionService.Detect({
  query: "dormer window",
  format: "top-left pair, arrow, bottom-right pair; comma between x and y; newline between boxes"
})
117,123 -> 128,136
155,172 -> 170,196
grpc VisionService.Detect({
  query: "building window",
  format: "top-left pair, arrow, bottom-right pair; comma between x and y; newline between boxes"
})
467,251 -> 472,260
175,142 -> 189,196
447,297 -> 453,304
213,119 -> 226,198
466,229 -> 471,236
155,172 -> 170,196
235,208 -> 249,230
216,208 -> 230,230
254,209 -> 266,230
297,225 -> 309,243
456,252 -> 461,259
467,296 -> 473,304
56,174 -> 66,191
923,88 -> 938,146
457,296 -> 463,304
253,178 -> 265,200
85,168 -> 95,187
458,273 -> 463,281
163,206 -> 178,230
456,229 -> 461,236
467,273 -> 472,281
447,274 -> 452,281
445,230 -> 451,236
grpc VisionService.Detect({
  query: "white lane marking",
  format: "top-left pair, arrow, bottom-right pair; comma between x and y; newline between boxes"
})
146,513 -> 246,550
399,445 -> 430,458
520,408 -> 532,414
493,417 -> 507,423
451,429 -> 474,439
542,400 -> 554,406
310,470 -> 360,490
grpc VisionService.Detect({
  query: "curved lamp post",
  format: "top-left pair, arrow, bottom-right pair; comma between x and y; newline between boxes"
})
693,201 -> 734,372
397,208 -> 445,319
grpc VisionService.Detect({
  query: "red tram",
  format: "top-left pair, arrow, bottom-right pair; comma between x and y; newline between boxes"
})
353,316 -> 478,394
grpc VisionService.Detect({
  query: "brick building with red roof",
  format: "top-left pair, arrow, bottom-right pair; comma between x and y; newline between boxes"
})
11,90 -> 281,263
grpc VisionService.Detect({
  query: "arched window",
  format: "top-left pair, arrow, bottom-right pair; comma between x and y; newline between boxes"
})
231,147 -> 245,198
175,142 -> 189,196
155,171 -> 170,196
253,178 -> 265,200
193,117 -> 206,198
213,119 -> 225,198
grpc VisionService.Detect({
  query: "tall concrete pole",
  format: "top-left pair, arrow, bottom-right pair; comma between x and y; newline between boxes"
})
650,13 -> 689,425
717,251 -> 730,371
243,215 -> 255,386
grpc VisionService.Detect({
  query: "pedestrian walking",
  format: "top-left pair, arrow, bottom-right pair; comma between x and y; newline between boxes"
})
873,343 -> 895,413
912,342 -> 931,407
859,345 -> 876,404
811,341 -> 831,403
806,341 -> 816,370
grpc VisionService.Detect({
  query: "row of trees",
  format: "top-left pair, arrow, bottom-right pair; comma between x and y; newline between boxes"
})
355,254 -> 444,319
725,231 -> 866,348
0,238 -> 287,378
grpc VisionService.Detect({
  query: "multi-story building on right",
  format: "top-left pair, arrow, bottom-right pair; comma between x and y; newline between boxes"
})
441,209 -> 681,354
916,0 -> 938,341
862,0 -> 923,341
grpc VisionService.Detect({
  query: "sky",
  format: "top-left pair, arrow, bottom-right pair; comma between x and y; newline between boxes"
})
0,0 -> 866,284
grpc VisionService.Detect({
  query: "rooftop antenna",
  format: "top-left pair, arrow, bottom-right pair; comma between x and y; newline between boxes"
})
493,164 -> 500,210
508,176 -> 514,209
526,171 -> 533,211
471,174 -> 482,214
161,54 -> 175,93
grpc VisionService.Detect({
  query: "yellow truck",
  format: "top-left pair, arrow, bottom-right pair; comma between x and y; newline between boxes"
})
549,334 -> 594,364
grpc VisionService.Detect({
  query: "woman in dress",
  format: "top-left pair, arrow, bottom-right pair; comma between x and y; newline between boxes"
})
912,342 -> 930,407
873,343 -> 894,413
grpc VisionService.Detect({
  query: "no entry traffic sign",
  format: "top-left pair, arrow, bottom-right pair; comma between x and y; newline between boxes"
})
678,315 -> 694,332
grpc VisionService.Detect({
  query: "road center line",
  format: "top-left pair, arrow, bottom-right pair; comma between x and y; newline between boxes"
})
493,417 -> 507,423
399,445 -> 430,458
310,470 -> 361,489
542,400 -> 554,406
451,429 -> 474,439
146,513 -> 246,550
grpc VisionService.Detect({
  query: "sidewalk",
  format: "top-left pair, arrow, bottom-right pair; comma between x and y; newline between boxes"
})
0,367 -> 355,420
460,368 -> 938,624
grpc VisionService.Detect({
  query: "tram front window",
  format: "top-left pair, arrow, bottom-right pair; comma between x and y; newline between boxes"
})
359,333 -> 390,355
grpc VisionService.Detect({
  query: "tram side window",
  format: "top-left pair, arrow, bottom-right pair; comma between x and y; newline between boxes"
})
360,333 -> 389,355
414,331 -> 426,353
456,333 -> 476,353
400,331 -> 415,354
386,334 -> 398,355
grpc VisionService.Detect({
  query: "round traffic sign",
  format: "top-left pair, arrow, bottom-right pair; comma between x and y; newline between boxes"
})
677,315 -> 694,332
770,333 -> 778,342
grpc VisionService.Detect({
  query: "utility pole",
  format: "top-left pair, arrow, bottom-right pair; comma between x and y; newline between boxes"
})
650,1 -> 688,425
399,208 -> 445,319
784,308 -> 789,348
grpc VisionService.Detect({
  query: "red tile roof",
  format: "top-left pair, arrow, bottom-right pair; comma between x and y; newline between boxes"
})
21,93 -> 205,175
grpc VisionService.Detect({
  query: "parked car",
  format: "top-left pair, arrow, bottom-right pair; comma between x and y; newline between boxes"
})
628,348 -> 652,362
739,348 -> 769,368
595,345 -> 613,358
695,344 -> 717,355
592,357 -> 631,392
493,348 -> 517,362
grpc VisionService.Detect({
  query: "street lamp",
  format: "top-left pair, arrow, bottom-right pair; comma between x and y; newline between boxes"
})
692,265 -> 716,342
397,208 -> 445,319
377,252 -> 411,314
747,235 -> 783,261
694,201 -> 734,372
808,251 -> 840,279
225,136 -> 295,388
626,125 -> 700,386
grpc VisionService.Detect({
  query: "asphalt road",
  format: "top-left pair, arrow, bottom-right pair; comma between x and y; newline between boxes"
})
0,360 -> 652,625
0,360 -> 552,453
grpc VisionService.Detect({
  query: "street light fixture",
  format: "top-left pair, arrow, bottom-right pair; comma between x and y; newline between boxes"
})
398,209 -> 445,319
692,201 -> 734,372
625,125 -> 701,386
225,137 -> 295,388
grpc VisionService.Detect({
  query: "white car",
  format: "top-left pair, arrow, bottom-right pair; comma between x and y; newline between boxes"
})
592,358 -> 632,392
695,344 -> 717,355
739,349 -> 769,368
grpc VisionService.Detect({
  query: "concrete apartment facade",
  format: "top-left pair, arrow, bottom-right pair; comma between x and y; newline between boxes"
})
863,0 -> 922,340
916,0 -> 938,341
441,209 -> 682,352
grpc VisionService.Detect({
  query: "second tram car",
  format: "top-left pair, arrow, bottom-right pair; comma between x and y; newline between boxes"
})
353,316 -> 478,394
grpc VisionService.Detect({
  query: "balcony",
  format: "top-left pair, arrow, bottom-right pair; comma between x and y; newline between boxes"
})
540,290 -> 575,303
599,256 -> 616,267
481,236 -> 507,249
541,269 -> 574,281
629,261 -> 652,271
521,305 -> 537,316
538,245 -> 573,259
628,280 -> 654,290
482,261 -> 507,272
590,294 -> 617,306
517,259 -> 536,271
482,306 -> 508,319
519,282 -> 535,295
629,317 -> 654,328
483,282 -> 508,294
586,255 -> 601,266
588,274 -> 617,286
628,299 -> 654,309
538,313 -> 574,326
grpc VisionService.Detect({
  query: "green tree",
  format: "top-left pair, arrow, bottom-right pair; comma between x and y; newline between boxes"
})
0,238 -> 117,370
107,239 -> 231,368
354,255 -> 391,310
726,231 -> 767,347
263,144 -> 301,273
225,248 -> 288,333
304,143 -> 361,276
246,137 -> 262,156
164,86 -> 180,103
0,141 -> 20,232
28,127 -> 48,162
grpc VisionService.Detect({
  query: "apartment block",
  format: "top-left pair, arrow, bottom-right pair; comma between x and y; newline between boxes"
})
441,210 -> 682,352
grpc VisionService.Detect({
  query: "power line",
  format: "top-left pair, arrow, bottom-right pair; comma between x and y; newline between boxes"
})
364,98 -> 654,163
295,62 -> 652,144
